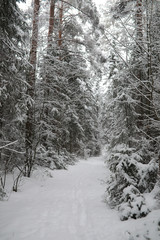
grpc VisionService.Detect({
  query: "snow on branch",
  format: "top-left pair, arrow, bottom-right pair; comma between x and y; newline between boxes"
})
0,140 -> 18,150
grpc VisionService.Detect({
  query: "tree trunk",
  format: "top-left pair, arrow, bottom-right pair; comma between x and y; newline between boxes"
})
136,0 -> 143,47
48,0 -> 55,46
135,0 -> 145,129
145,0 -> 154,136
58,0 -> 63,47
25,0 -> 40,177
44,0 -> 55,115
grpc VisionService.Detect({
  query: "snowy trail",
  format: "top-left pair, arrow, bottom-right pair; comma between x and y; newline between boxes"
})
1,156 -> 159,240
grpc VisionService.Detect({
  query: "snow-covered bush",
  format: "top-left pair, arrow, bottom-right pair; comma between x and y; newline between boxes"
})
151,180 -> 160,205
118,185 -> 150,221
0,187 -> 7,201
106,144 -> 157,219
36,145 -> 77,170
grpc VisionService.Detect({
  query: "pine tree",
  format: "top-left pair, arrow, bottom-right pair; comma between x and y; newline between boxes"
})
0,0 -> 28,189
25,0 -> 40,177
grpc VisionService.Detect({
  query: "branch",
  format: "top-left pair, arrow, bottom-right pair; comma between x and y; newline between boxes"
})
5,148 -> 25,154
0,141 -> 18,150
61,0 -> 91,18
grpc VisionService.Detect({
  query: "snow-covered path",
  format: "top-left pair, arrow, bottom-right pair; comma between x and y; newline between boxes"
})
0,156 -> 160,240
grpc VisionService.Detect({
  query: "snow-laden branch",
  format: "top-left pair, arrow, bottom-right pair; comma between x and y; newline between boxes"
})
0,140 -> 18,150
61,1 -> 91,18
4,148 -> 25,154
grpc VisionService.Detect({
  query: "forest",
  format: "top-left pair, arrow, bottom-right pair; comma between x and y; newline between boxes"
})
0,0 -> 160,239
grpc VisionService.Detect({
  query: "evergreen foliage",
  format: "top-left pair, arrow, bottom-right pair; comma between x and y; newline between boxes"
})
102,0 -> 160,220
0,0 -> 101,194
35,0 -> 101,165
0,0 -> 27,191
1,0 -> 159,221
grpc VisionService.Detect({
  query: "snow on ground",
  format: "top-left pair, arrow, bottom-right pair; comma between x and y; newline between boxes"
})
0,156 -> 160,240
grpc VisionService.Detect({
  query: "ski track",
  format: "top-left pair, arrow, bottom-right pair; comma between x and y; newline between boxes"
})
0,156 -> 150,240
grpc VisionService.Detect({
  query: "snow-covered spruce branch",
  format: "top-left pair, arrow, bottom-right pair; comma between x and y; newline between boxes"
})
3,32 -> 31,68
118,16 -> 151,56
102,40 -> 160,121
104,28 -> 153,76
61,0 -> 92,18
4,148 -> 25,155
0,141 -> 18,150
103,31 -> 156,105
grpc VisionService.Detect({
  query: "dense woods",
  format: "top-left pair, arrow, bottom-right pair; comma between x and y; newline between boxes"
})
0,0 -> 101,193
0,0 -> 160,222
101,0 -> 160,220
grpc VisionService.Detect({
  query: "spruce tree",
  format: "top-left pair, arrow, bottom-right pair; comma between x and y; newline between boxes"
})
0,0 -> 28,187
25,0 -> 40,177
34,0 -> 101,168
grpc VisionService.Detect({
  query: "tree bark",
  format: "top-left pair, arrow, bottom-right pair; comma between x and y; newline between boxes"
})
58,0 -> 63,47
48,0 -> 55,46
25,0 -> 40,177
44,0 -> 55,119
135,0 -> 147,129
136,0 -> 143,47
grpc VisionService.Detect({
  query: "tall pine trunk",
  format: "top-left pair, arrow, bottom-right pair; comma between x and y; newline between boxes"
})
58,0 -> 63,48
136,0 -> 143,46
25,0 -> 40,177
40,0 -> 56,142
135,0 -> 144,128
44,0 -> 55,116
136,0 -> 153,131
48,0 -> 55,46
